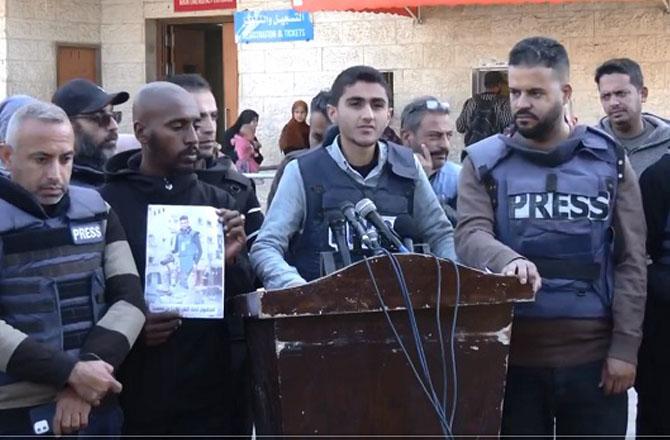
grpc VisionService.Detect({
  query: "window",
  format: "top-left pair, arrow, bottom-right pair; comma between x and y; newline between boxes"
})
381,71 -> 395,110
471,67 -> 509,96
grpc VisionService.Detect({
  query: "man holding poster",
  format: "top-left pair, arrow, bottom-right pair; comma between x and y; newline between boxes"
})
100,82 -> 254,435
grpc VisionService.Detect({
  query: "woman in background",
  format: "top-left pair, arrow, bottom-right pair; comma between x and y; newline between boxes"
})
278,100 -> 310,155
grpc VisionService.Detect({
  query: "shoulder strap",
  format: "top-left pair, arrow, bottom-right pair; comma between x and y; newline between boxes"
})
68,186 -> 108,220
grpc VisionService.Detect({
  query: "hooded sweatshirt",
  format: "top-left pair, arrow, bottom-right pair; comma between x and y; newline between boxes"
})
196,156 -> 264,248
100,150 -> 255,433
71,161 -> 106,188
598,112 -> 670,176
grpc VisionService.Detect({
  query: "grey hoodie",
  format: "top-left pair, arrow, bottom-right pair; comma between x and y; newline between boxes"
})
598,112 -> 670,177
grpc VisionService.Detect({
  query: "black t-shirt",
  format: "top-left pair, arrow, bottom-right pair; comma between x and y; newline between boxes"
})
42,193 -> 70,218
350,147 -> 380,178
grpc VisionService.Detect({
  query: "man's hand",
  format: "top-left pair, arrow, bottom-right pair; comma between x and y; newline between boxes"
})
144,311 -> 181,347
53,387 -> 91,436
67,361 -> 122,405
600,358 -> 636,395
414,144 -> 434,177
217,209 -> 247,263
501,258 -> 542,293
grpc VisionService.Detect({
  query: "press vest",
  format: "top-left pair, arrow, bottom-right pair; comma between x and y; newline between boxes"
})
466,127 -> 623,319
0,186 -> 108,385
287,142 -> 417,282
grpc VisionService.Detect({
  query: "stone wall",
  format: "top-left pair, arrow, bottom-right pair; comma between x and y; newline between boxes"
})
1,0 -> 669,165
100,0 -> 145,133
99,0 -> 239,133
0,0 -> 7,99
4,0 -> 101,100
236,0 -> 670,166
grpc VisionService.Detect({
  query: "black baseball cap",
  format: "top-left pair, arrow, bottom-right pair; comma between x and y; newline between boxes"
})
52,78 -> 129,117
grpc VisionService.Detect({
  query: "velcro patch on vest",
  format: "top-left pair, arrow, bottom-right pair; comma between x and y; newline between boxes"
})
508,192 -> 611,221
70,222 -> 104,245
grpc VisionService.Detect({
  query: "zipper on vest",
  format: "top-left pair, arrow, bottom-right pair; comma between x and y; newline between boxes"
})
163,178 -> 173,191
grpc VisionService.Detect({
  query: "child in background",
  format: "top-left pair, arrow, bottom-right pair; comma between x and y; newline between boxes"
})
234,124 -> 260,173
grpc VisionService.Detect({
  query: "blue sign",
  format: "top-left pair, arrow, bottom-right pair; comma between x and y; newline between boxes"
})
234,9 -> 314,44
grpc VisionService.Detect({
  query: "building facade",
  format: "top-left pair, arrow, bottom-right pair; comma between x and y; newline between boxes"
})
0,0 -> 668,166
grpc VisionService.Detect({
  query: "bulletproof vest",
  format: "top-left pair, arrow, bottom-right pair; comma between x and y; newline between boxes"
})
288,143 -> 417,282
0,186 -> 108,385
466,127 -> 623,319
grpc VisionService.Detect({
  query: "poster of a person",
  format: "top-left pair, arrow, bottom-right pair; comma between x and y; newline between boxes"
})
145,205 -> 224,319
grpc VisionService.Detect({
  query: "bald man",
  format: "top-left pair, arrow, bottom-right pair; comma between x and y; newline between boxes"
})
100,82 -> 254,435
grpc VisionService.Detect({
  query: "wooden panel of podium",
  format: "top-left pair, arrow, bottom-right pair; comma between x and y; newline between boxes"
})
232,254 -> 533,436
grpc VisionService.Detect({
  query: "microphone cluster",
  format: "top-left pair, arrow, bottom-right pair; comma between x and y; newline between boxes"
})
332,198 -> 417,259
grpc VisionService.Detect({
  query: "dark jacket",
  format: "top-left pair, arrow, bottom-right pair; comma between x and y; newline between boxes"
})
100,150 -> 255,433
196,156 -> 264,249
71,162 -> 106,188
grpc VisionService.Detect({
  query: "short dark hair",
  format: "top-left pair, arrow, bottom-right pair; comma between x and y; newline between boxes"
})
179,215 -> 189,221
165,73 -> 211,92
508,37 -> 570,80
329,65 -> 390,106
310,90 -> 331,121
594,58 -> 644,90
484,71 -> 504,88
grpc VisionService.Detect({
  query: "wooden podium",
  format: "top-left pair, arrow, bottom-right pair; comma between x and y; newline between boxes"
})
232,254 -> 533,436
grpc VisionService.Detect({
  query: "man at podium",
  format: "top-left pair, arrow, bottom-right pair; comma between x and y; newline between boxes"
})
251,65 -> 456,289
456,37 -> 647,437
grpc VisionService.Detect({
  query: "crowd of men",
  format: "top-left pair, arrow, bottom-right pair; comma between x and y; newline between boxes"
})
0,34 -> 669,438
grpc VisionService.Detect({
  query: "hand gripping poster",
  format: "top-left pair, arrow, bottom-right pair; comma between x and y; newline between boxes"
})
145,205 -> 224,319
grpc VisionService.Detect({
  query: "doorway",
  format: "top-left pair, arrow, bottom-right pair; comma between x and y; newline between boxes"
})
154,19 -> 238,141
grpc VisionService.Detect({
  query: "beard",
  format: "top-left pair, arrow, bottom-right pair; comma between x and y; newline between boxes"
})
147,132 -> 198,174
74,134 -> 111,170
515,101 -> 564,142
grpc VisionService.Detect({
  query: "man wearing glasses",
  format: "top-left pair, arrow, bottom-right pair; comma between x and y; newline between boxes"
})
52,79 -> 128,188
400,97 -> 461,225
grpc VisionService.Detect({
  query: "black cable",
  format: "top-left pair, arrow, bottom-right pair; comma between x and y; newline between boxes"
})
434,256 -> 448,411
362,256 -> 453,438
375,251 -> 453,437
446,257 -> 461,427
385,251 -> 441,409
432,254 -> 462,429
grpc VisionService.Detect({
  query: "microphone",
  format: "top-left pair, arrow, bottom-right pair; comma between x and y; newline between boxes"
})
339,201 -> 377,250
326,210 -> 352,267
355,198 -> 409,253
393,214 -> 418,253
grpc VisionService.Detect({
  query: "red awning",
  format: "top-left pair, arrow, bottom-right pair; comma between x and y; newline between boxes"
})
293,0 -> 627,14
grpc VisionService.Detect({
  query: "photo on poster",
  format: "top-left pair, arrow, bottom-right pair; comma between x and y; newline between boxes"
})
145,204 -> 224,319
